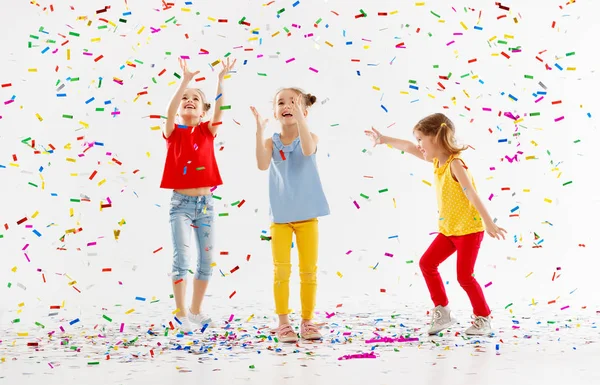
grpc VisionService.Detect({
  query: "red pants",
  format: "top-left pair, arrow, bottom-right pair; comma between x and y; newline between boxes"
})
419,231 -> 491,317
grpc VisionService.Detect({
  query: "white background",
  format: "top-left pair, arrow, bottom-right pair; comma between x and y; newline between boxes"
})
0,0 -> 598,328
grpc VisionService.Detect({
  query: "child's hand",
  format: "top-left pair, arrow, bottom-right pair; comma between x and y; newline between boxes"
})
364,127 -> 384,147
250,106 -> 268,133
179,58 -> 200,82
485,221 -> 507,240
218,57 -> 237,81
292,94 -> 306,122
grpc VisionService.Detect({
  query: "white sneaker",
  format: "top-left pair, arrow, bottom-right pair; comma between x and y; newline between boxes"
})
427,305 -> 457,335
188,309 -> 212,329
465,315 -> 492,336
176,316 -> 194,333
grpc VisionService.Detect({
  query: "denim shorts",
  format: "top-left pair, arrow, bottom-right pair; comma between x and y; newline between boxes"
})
169,191 -> 215,281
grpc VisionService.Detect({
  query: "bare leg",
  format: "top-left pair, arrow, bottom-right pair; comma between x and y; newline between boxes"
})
189,279 -> 209,314
172,279 -> 187,318
278,314 -> 291,326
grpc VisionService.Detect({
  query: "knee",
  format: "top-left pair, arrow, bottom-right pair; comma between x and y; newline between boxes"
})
299,270 -> 317,284
419,257 -> 432,273
274,263 -> 291,282
457,272 -> 475,287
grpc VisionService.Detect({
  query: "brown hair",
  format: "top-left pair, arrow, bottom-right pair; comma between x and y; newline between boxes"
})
273,87 -> 317,109
413,113 -> 467,155
188,88 -> 211,112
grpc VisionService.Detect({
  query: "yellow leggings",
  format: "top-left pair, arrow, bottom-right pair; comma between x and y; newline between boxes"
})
270,218 -> 319,320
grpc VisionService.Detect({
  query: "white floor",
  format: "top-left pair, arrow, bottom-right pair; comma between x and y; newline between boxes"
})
2,303 -> 599,385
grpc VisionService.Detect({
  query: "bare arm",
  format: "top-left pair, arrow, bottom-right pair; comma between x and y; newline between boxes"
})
450,159 -> 507,240
208,80 -> 224,136
297,119 -> 318,156
163,80 -> 191,139
256,134 -> 272,171
381,135 -> 429,162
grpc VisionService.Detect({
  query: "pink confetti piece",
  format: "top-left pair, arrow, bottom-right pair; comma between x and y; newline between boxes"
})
228,314 -> 234,322
119,323 -> 124,332
535,96 -> 544,103
561,305 -> 570,310
353,200 -> 360,209
365,336 -> 419,344
338,352 -> 377,360
180,55 -> 190,59
482,107 -> 492,112
87,242 -> 97,247
384,252 -> 393,257
22,244 -> 30,251
345,250 -> 352,255
484,282 -> 492,288
285,57 -> 295,63
446,40 -> 455,46
308,67 -> 318,73
554,116 -> 564,122
488,193 -> 494,200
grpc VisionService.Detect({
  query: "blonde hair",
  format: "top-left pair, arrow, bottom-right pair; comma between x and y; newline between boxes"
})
413,113 -> 467,155
273,87 -> 317,109
187,88 -> 211,112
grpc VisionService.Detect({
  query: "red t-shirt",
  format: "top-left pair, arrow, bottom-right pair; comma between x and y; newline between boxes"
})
160,121 -> 223,189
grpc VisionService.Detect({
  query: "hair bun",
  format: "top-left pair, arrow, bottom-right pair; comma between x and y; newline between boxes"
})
306,93 -> 317,106
204,102 -> 211,111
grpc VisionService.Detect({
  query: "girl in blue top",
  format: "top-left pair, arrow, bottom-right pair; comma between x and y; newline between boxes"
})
251,88 -> 330,343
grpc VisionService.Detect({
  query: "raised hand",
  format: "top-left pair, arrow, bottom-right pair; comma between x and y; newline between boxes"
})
292,93 -> 306,121
218,57 -> 237,81
485,221 -> 507,240
179,58 -> 200,82
364,127 -> 384,147
250,106 -> 269,133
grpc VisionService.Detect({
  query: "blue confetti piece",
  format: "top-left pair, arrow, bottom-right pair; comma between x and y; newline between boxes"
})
409,85 -> 419,90
69,318 -> 80,325
94,142 -> 104,146
356,71 -> 361,76
292,0 -> 300,6
85,97 -> 95,104
554,63 -> 563,70
123,11 -> 131,16
243,59 -> 248,65
510,206 -> 519,213
381,105 -> 388,112
57,93 -> 66,97
183,166 -> 187,175
39,166 -> 44,172
41,47 -> 49,54
508,94 -> 518,101
215,93 -> 222,101
119,65 -> 125,70
474,25 -> 483,30
104,100 -> 111,105
33,229 -> 41,237
135,296 -> 146,301
587,112 -> 591,118
345,41 -> 352,45
498,138 -> 508,143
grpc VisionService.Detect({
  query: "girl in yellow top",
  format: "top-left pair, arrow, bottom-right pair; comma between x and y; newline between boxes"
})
365,113 -> 506,336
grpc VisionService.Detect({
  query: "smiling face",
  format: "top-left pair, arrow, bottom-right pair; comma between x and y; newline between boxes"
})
413,129 -> 439,161
178,89 -> 206,121
274,89 -> 307,123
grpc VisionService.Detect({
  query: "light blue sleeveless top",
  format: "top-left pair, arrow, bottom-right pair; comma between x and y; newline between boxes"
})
268,133 -> 330,224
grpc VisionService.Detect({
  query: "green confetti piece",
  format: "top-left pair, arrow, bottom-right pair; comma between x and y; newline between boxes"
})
30,35 -> 39,39
46,39 -> 56,44
62,114 -> 73,119
98,78 -> 102,88
69,32 -> 80,37
359,193 -> 369,199
562,181 -> 572,186
119,18 -> 127,23
447,72 -> 452,79
165,51 -> 172,55
530,112 -> 540,116
102,315 -> 112,322
173,72 -> 181,79
35,321 -> 45,328
70,198 -> 80,203
12,318 -> 20,323
21,137 -> 32,143
239,17 -> 246,24
505,303 -> 513,309
430,11 -> 441,18
219,105 -> 231,110
7,282 -> 11,288
330,123 -> 339,127
219,213 -> 229,217
96,108 -> 105,112
273,337 -> 279,343
150,299 -> 160,303
249,365 -> 255,369
378,188 -> 388,193
573,139 -> 580,143
359,9 -> 367,16
231,201 -> 240,206
213,195 -> 222,200
134,59 -> 143,64
408,79 -> 417,84
524,75 -> 534,79
152,77 -> 157,84
406,260 -> 414,264
196,167 -> 205,171
277,8 -> 285,14
566,52 -> 575,56
361,149 -> 367,153
433,64 -> 439,68
224,52 -> 231,57
164,328 -> 169,336
169,294 -> 174,298
547,321 -> 556,324
460,73 -> 470,78
257,73 -> 267,76
87,362 -> 100,365
98,25 -> 108,30
28,182 -> 38,188
165,16 -> 175,23
316,18 -> 322,24
70,77 -> 79,82
497,40 -> 507,45
283,27 -> 290,33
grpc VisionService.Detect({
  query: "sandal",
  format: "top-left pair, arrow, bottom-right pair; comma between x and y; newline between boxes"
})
275,324 -> 298,343
300,321 -> 322,340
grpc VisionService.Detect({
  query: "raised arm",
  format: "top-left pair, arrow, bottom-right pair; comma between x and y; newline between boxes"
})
208,57 -> 236,136
251,106 -> 272,171
164,58 -> 198,139
365,127 -> 428,162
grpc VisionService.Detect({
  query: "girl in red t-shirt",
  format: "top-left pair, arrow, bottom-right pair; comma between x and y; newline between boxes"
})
160,57 -> 236,333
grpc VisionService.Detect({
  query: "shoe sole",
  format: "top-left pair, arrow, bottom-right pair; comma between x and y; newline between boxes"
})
427,318 -> 457,335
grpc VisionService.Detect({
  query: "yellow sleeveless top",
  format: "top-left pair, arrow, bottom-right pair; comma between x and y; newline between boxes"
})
433,154 -> 485,236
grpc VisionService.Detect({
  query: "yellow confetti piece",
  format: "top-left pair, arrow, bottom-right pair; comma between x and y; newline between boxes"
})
400,91 -> 409,95
363,45 -> 370,49
415,2 -> 425,5
422,180 -> 432,186
167,81 -> 176,86
390,10 -> 399,15
69,208 -> 74,217
523,189 -> 530,192
98,178 -> 106,186
172,308 -> 180,315
515,118 -> 523,124
181,7 -> 191,12
393,198 -> 397,208
271,31 -> 280,37
247,314 -> 254,322
79,121 -> 89,128
336,271 -> 343,278
566,67 -> 576,71
18,302 -> 24,307
150,125 -> 161,131
525,156 -> 536,160
11,266 -> 17,272
372,86 -> 381,91
137,26 -> 145,34
427,94 -> 435,99
125,309 -> 135,314
325,41 -> 333,47
68,280 -> 77,286
489,36 -> 497,41
17,332 -> 28,337
544,198 -> 552,203
66,158 -> 76,163
69,173 -> 78,177
67,49 -> 70,60
31,211 -> 39,218
504,34 -> 514,39
526,272 -> 533,278
91,37 -> 101,42
36,113 -> 43,121
248,36 -> 259,41
460,21 -> 468,30
146,152 -> 151,158
207,16 -> 216,22
463,90 -> 470,98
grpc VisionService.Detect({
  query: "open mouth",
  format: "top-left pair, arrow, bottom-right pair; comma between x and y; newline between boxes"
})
185,104 -> 195,110
282,112 -> 293,118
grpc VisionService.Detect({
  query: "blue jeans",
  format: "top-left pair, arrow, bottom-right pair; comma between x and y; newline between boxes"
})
169,191 -> 215,281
